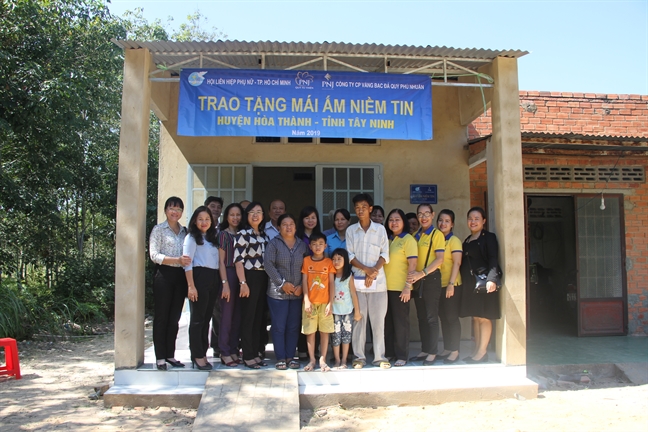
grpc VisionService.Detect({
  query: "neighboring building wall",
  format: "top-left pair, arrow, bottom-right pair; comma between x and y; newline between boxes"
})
469,91 -> 648,139
468,92 -> 648,336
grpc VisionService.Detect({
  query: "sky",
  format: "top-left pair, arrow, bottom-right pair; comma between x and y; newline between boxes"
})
107,0 -> 648,95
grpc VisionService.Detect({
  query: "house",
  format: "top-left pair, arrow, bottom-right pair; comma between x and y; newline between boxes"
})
468,91 -> 648,337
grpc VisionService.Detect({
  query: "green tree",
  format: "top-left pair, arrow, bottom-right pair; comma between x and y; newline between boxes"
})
0,0 -> 125,331
0,0 -> 227,337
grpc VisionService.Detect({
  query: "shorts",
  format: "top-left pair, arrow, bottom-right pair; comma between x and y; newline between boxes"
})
302,303 -> 334,335
331,313 -> 353,347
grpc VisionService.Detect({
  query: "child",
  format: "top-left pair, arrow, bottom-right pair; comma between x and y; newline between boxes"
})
301,233 -> 336,372
330,248 -> 362,369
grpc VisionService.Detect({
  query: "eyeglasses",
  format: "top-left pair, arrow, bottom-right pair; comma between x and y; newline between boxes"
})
248,211 -> 263,216
417,212 -> 432,218
167,207 -> 183,214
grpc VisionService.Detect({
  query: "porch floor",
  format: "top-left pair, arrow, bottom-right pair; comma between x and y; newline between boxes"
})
527,324 -> 648,365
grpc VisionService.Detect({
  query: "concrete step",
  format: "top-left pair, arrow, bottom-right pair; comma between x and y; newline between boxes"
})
299,364 -> 538,408
104,368 -> 209,408
193,370 -> 300,432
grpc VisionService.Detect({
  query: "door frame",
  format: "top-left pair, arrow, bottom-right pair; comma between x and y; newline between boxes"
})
524,192 -> 628,337
574,193 -> 628,336
524,192 -> 575,336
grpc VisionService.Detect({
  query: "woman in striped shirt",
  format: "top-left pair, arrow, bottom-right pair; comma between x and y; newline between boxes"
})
216,203 -> 245,367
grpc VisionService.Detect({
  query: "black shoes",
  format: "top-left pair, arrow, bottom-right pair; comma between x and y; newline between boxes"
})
156,363 -> 167,371
244,360 -> 261,369
191,358 -> 213,370
166,359 -> 185,368
409,354 -> 427,362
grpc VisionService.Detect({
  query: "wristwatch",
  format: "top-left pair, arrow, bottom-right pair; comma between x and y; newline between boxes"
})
222,280 -> 228,284
239,281 -> 247,285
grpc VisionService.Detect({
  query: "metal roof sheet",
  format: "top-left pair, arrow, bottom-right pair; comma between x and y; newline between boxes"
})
521,132 -> 648,142
469,132 -> 648,145
112,40 -> 528,75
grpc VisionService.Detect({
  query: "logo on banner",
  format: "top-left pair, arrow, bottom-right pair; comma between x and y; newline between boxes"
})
322,73 -> 334,89
188,71 -> 208,86
295,71 -> 314,88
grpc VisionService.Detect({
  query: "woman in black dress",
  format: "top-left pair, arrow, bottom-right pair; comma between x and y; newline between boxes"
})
459,207 -> 501,364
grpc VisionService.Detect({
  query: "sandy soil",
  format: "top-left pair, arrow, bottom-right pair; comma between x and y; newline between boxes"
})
1,326 -> 646,431
0,325 -> 195,431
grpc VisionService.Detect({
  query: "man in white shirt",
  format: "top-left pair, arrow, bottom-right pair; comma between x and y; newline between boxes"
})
346,193 -> 390,369
264,199 -> 286,240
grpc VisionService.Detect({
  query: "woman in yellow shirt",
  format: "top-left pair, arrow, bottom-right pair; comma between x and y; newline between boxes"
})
436,209 -> 463,364
383,209 -> 418,367
407,204 -> 445,366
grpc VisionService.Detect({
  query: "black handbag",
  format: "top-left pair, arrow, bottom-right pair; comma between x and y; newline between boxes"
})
466,251 -> 502,294
466,236 -> 502,294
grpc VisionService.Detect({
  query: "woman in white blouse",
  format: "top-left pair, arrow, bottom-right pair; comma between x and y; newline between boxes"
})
149,197 -> 191,371
183,206 -> 220,370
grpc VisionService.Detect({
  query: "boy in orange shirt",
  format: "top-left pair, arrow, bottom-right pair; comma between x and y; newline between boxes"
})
301,233 -> 336,372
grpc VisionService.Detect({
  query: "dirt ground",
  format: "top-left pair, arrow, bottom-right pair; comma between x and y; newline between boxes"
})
1,326 -> 647,431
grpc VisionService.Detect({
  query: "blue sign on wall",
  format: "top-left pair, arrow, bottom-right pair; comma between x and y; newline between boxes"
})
410,184 -> 437,204
178,69 -> 432,140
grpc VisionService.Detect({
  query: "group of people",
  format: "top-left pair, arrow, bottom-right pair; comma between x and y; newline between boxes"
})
149,193 -> 502,372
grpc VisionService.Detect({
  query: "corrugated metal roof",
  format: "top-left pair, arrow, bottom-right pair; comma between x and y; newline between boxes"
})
112,40 -> 528,74
521,132 -> 648,142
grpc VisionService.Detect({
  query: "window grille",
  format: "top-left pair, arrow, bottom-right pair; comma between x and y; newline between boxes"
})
524,165 -> 645,183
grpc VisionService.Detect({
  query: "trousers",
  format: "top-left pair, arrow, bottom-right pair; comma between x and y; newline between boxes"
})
352,290 -> 388,364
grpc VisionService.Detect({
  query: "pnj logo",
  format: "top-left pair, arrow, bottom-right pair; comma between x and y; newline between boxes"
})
188,71 -> 208,86
295,71 -> 314,88
321,73 -> 334,89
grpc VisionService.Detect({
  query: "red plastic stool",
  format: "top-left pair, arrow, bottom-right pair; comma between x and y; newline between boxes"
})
0,338 -> 21,380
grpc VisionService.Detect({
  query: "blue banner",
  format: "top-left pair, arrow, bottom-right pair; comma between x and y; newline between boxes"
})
177,69 -> 432,140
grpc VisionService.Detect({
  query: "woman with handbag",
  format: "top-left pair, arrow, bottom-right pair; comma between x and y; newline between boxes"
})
406,204 -> 445,366
459,206 -> 501,364
436,209 -> 463,364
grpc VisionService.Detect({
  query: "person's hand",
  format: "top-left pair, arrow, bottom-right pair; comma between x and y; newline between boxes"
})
222,284 -> 230,302
407,270 -> 421,284
179,255 -> 191,266
325,303 -> 332,317
188,286 -> 198,302
304,300 -> 312,315
365,266 -> 379,279
294,286 -> 303,297
400,287 -> 411,303
282,282 -> 295,295
486,281 -> 497,293
354,311 -> 362,322
239,283 -> 250,298
364,275 -> 374,288
446,284 -> 455,298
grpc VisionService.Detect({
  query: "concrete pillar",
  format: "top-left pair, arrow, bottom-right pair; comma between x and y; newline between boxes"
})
488,56 -> 526,366
114,49 -> 152,369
